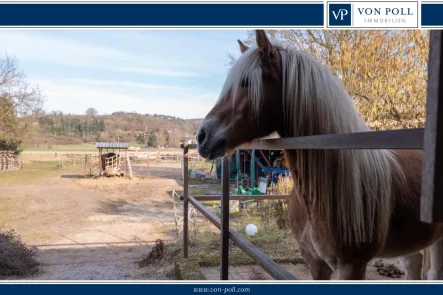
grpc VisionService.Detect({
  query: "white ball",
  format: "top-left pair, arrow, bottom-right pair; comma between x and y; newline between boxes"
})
245,224 -> 258,237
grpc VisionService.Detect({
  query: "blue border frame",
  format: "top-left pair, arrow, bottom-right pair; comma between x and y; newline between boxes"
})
0,1 -> 324,27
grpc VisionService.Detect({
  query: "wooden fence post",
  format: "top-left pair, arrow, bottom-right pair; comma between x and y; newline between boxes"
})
148,155 -> 151,178
126,153 -> 133,179
84,154 -> 87,178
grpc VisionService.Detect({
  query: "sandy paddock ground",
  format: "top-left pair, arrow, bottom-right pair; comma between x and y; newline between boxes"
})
0,162 -> 183,280
1,161 -> 406,280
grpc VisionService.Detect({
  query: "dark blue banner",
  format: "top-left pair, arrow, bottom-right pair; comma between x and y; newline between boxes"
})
1,283 -> 443,294
422,3 -> 443,27
0,3 -> 324,27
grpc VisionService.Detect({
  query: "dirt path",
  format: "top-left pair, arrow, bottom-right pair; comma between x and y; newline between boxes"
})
0,163 -> 183,280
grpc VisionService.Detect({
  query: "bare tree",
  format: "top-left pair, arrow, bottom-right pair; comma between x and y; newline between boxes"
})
225,53 -> 238,72
0,54 -> 43,145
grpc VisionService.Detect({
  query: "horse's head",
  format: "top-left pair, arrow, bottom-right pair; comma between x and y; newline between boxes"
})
197,30 -> 283,160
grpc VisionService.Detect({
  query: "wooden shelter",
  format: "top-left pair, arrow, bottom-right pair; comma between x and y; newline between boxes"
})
96,142 -> 130,176
0,150 -> 20,171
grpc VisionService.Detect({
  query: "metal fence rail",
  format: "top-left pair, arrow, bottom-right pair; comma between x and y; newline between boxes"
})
238,128 -> 424,150
188,195 -> 296,280
181,30 -> 443,281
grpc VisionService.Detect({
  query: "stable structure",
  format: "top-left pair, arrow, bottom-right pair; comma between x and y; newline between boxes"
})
181,31 -> 443,280
96,142 -> 130,176
0,150 -> 20,171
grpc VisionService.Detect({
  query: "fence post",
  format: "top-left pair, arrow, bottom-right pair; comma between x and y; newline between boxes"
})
126,153 -> 133,180
84,154 -> 87,178
148,154 -> 151,178
220,156 -> 230,280
183,145 -> 189,258
250,149 -> 256,189
421,30 -> 443,223
236,150 -> 240,188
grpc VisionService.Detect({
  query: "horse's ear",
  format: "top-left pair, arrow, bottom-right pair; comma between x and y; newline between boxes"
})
255,30 -> 273,55
237,40 -> 249,53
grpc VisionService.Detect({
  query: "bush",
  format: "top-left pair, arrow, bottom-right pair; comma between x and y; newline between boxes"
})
0,227 -> 40,277
138,239 -> 167,267
264,176 -> 292,229
0,138 -> 22,155
271,176 -> 293,195
137,239 -> 182,279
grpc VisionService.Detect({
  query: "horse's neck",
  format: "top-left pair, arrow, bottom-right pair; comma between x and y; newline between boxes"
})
277,71 -> 370,178
275,59 -> 399,245
281,54 -> 371,138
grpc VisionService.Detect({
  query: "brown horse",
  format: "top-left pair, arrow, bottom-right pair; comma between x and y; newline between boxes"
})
196,30 -> 443,280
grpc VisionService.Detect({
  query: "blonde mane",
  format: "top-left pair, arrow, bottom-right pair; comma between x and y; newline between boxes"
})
224,41 -> 403,245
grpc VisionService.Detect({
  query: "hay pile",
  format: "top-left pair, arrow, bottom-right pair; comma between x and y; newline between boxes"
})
0,227 -> 40,277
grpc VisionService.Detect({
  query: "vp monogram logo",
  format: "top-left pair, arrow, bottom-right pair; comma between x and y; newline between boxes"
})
329,3 -> 352,26
332,8 -> 348,20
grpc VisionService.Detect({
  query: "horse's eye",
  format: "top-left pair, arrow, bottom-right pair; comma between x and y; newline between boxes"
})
240,78 -> 249,88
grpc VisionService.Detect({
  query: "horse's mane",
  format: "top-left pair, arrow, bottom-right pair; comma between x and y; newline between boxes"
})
223,41 -> 404,245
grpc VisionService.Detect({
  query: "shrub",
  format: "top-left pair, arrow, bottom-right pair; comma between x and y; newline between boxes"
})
0,227 -> 40,277
264,176 -> 292,229
0,138 -> 22,155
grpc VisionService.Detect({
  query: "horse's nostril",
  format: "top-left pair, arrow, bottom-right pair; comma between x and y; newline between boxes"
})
197,129 -> 206,145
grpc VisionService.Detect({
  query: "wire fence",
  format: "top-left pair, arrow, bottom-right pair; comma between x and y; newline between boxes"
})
171,189 -> 199,238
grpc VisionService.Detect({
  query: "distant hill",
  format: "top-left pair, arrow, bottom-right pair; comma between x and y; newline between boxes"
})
26,111 -> 202,148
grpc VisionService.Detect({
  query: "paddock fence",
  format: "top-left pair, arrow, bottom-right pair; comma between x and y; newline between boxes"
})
49,150 -> 189,178
180,30 -> 443,280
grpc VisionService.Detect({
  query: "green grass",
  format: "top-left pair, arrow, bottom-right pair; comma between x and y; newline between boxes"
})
200,201 -> 220,207
0,161 -> 79,185
24,143 -> 182,153
189,161 -> 214,173
24,144 -> 97,152
188,212 -> 301,268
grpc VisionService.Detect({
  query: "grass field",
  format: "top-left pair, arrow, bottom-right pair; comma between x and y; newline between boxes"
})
24,144 -> 98,152
0,161 -> 80,185
24,144 -> 183,153
0,160 -> 184,280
